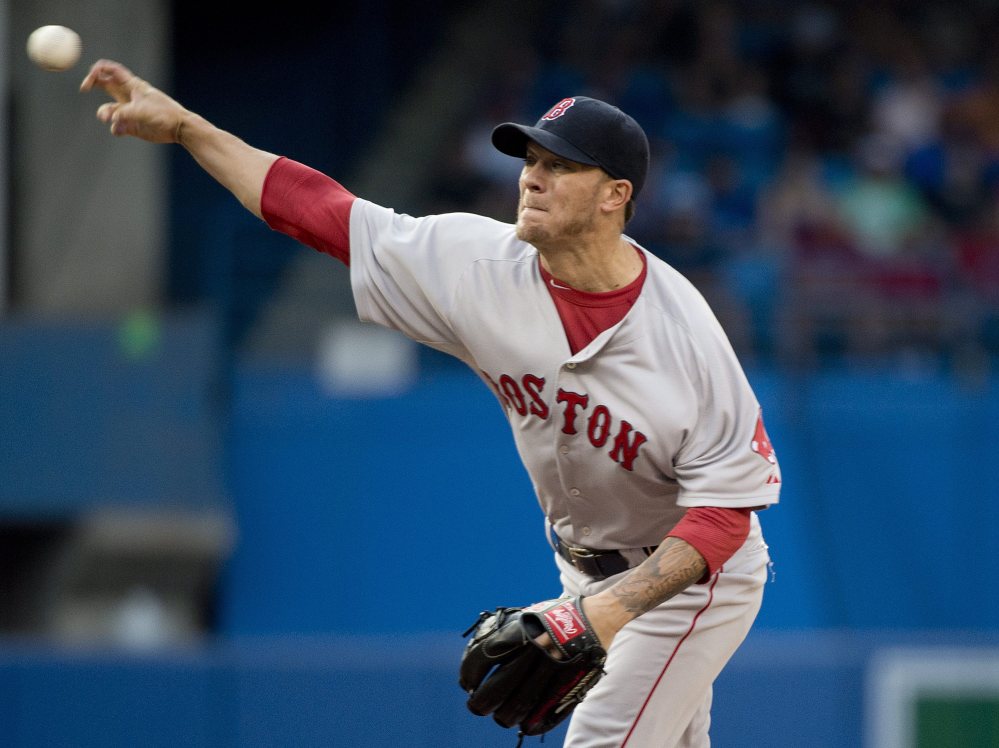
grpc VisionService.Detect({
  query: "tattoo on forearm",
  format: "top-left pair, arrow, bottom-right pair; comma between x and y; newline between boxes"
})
610,538 -> 707,617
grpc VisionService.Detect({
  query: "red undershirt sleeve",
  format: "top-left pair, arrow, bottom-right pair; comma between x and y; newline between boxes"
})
667,506 -> 753,582
260,156 -> 356,266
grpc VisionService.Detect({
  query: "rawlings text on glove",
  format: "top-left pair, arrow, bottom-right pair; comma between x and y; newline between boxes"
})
459,596 -> 607,739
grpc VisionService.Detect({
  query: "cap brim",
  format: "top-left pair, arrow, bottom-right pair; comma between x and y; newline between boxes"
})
491,123 -> 600,167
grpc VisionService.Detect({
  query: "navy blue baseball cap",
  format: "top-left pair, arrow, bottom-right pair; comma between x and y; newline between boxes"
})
491,96 -> 650,198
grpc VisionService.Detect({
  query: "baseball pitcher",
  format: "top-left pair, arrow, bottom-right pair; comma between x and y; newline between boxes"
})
82,59 -> 780,747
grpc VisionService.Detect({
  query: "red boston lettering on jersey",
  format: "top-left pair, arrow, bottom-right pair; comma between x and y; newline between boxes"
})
542,98 -> 575,120
587,405 -> 612,447
480,370 -> 510,410
493,372 -> 549,421
544,602 -> 585,644
490,376 -> 649,471
609,420 -> 647,471
523,374 -> 549,419
499,374 -> 527,416
556,389 -> 589,434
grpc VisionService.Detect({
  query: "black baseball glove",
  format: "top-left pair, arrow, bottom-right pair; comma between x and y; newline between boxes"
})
459,596 -> 607,740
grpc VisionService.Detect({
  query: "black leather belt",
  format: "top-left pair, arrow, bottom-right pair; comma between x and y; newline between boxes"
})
551,529 -> 656,581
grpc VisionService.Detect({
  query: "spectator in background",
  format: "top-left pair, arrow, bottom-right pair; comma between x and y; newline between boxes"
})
720,65 -> 785,191
644,173 -> 724,284
869,34 -> 945,154
639,163 -> 754,357
835,133 -> 935,261
757,145 -> 844,254
423,0 -> 999,366
834,133 -> 953,358
754,145 -> 850,363
704,152 -> 759,243
905,104 -> 994,227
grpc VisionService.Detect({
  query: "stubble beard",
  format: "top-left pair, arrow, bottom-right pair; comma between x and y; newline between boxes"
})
515,205 -> 596,248
515,218 -> 546,246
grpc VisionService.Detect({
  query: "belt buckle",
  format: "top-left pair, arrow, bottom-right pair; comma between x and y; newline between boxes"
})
562,540 -> 600,575
552,530 -> 604,576
565,542 -> 597,560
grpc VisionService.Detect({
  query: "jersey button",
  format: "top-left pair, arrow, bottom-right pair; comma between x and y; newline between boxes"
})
559,445 -> 569,455
569,488 -> 580,497
581,526 -> 592,536
565,362 -> 577,369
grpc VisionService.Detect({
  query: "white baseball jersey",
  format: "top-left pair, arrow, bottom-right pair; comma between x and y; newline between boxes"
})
348,200 -> 781,552
342,197 -> 780,746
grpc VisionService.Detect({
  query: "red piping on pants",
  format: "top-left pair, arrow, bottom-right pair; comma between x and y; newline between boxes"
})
620,570 -> 721,747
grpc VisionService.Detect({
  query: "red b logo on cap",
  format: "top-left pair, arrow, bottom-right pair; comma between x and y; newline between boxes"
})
542,98 -> 575,120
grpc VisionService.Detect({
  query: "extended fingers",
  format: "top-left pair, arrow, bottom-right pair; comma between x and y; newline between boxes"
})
80,59 -> 137,99
96,102 -> 117,123
84,59 -> 140,137
96,102 -> 132,136
96,102 -> 126,135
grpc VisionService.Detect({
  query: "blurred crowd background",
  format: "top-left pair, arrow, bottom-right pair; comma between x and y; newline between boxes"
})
432,0 -> 999,371
3,1 -> 999,746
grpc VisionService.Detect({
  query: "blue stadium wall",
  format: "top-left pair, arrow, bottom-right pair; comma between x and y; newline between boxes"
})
2,316 -> 998,746
217,359 -> 999,635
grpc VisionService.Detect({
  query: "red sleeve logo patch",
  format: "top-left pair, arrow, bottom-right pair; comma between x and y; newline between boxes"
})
751,410 -> 781,484
750,413 -> 775,464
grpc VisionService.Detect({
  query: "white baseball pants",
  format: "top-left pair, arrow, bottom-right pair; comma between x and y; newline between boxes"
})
557,514 -> 771,748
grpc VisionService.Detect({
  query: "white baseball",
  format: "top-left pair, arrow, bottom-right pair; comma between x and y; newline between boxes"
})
26,25 -> 82,72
